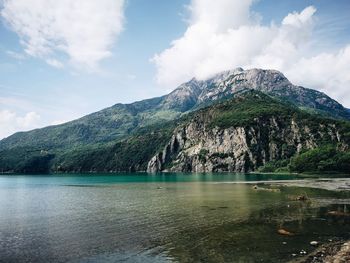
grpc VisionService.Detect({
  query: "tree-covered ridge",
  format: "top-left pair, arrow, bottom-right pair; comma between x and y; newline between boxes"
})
190,90 -> 350,133
205,91 -> 297,128
1,68 -> 349,156
53,121 -> 178,173
1,90 -> 349,174
0,98 -> 179,151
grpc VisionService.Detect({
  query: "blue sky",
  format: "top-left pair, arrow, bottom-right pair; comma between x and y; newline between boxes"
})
0,0 -> 350,139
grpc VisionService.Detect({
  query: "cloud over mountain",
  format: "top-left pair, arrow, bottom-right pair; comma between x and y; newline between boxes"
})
153,0 -> 350,107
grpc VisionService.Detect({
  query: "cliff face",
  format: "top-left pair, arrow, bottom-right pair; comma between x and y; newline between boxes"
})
147,112 -> 347,173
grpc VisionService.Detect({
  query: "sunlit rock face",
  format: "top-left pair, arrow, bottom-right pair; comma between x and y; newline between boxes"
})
166,68 -> 350,120
147,91 -> 348,173
147,119 -> 344,173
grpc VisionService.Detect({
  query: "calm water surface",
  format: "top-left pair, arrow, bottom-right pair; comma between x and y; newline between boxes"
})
1,173 -> 350,263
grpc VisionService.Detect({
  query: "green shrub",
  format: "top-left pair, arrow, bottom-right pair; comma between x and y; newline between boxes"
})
198,149 -> 209,163
289,146 -> 350,174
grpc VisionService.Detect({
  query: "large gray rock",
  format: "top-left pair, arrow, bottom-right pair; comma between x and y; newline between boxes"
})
147,114 -> 346,173
169,68 -> 349,119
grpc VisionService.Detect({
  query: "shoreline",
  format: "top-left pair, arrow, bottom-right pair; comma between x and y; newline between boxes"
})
289,240 -> 350,263
214,178 -> 350,191
269,178 -> 350,192
1,170 -> 349,176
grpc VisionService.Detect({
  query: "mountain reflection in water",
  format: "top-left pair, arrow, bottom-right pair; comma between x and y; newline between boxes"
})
0,174 -> 350,263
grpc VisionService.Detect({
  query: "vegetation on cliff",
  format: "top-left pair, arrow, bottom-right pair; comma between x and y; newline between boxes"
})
1,68 -> 349,158
147,91 -> 350,173
1,90 -> 349,174
289,146 -> 350,174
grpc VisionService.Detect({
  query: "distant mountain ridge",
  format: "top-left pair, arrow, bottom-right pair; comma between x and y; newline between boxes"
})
1,68 -> 350,174
2,90 -> 348,174
1,68 -> 349,153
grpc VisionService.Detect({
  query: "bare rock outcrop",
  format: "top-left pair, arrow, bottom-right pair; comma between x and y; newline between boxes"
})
147,115 -> 346,173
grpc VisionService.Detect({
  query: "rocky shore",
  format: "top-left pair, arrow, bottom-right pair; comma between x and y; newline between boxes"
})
272,178 -> 350,262
215,177 -> 350,192
272,178 -> 350,192
289,240 -> 350,263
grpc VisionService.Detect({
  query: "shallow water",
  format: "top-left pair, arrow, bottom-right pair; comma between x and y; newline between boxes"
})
0,173 -> 350,263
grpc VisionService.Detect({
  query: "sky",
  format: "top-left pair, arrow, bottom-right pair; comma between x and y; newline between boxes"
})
0,0 -> 350,139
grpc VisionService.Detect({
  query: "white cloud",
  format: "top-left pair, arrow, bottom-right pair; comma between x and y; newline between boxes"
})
282,6 -> 316,27
1,0 -> 125,70
0,110 -> 41,139
46,59 -> 64,69
6,50 -> 26,60
153,1 -> 350,107
286,46 -> 350,103
189,0 -> 255,30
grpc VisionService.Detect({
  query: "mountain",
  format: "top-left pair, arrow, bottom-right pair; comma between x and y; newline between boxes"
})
1,68 -> 350,174
1,68 -> 349,152
147,90 -> 350,173
6,89 -> 349,174
1,90 -> 349,174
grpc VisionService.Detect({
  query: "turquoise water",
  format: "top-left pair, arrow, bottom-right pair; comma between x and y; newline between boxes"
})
0,172 -> 299,186
0,173 -> 350,263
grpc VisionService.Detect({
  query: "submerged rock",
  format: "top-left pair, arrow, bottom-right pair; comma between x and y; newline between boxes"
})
327,211 -> 350,217
278,228 -> 295,236
252,185 -> 281,192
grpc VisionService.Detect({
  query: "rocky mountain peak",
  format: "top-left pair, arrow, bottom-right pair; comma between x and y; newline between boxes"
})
160,78 -> 202,112
159,67 -> 349,120
204,67 -> 245,84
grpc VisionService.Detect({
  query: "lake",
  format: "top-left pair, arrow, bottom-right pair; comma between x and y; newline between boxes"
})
0,173 -> 350,263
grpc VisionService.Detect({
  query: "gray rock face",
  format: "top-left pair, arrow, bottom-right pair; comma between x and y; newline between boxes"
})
159,79 -> 202,111
167,68 -> 350,119
147,115 -> 347,173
